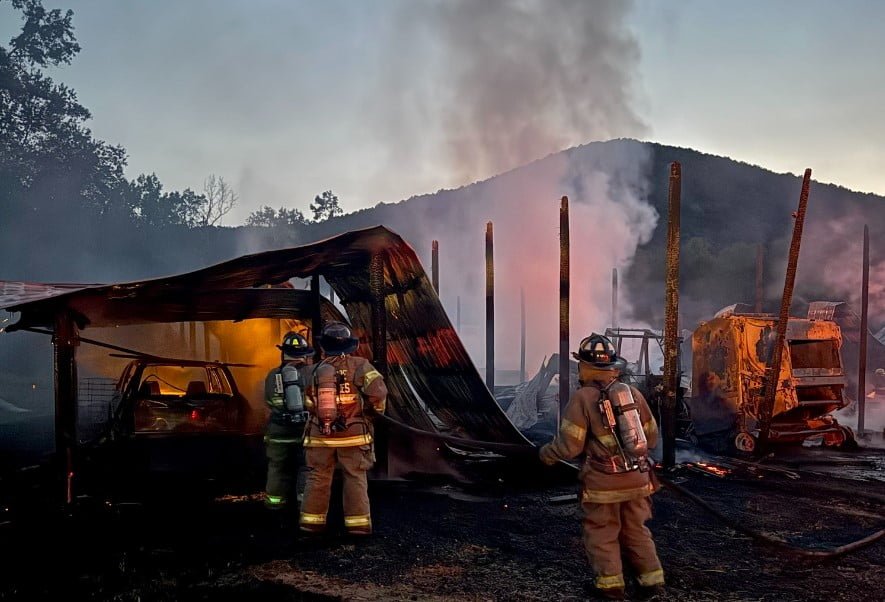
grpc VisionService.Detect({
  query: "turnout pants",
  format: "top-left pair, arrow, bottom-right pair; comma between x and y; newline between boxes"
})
299,445 -> 375,535
264,422 -> 304,509
581,495 -> 664,591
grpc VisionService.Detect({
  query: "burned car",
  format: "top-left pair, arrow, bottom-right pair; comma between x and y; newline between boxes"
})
85,354 -> 266,495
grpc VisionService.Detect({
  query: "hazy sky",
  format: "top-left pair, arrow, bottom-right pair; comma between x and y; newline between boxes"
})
5,0 -> 884,224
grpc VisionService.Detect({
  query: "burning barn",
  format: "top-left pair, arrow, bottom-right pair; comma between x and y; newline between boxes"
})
0,226 -> 536,504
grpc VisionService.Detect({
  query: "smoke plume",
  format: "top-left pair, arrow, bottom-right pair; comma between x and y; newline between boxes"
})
360,0 -> 654,376
374,0 -> 646,187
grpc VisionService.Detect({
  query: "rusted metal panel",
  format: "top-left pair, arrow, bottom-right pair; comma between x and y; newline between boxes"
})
786,319 -> 841,344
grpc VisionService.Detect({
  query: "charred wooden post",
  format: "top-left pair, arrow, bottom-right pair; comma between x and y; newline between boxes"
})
188,321 -> 197,357
311,274 -> 322,363
370,253 -> 388,378
432,240 -> 439,294
611,267 -> 619,329
485,222 -> 495,391
520,287 -> 526,384
858,224 -> 870,434
662,163 -> 681,469
53,312 -> 79,506
560,196 -> 570,415
272,318 -> 281,347
755,244 -> 765,313
757,168 -> 812,453
203,322 -> 211,359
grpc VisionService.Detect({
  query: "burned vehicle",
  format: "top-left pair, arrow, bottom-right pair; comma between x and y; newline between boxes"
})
689,304 -> 853,453
85,354 -> 265,494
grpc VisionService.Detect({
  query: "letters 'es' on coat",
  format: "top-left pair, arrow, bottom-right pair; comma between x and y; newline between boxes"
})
302,355 -> 387,447
540,384 -> 660,503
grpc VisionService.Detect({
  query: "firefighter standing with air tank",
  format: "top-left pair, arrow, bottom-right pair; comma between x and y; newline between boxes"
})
539,334 -> 665,601
299,321 -> 387,536
263,331 -> 313,511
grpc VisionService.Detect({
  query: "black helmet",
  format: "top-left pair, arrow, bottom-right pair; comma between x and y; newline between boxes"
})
320,321 -> 358,355
277,331 -> 314,358
573,333 -> 625,371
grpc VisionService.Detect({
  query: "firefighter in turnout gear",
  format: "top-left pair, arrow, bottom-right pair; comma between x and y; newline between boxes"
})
263,331 -> 313,511
539,334 -> 664,601
299,321 -> 387,536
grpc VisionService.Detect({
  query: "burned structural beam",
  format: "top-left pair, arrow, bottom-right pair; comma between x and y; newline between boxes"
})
188,321 -> 197,357
662,163 -> 681,469
370,253 -> 389,378
611,267 -> 619,329
560,196 -> 570,415
485,222 -> 495,391
431,240 -> 439,294
520,287 -> 526,384
203,322 -> 212,359
757,168 -> 812,453
858,224 -> 870,434
311,274 -> 323,363
755,244 -> 765,313
53,311 -> 79,506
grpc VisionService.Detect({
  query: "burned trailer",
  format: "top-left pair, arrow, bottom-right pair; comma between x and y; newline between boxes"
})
689,303 -> 853,453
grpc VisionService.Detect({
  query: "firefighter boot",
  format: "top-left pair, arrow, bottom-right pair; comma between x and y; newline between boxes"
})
593,586 -> 625,600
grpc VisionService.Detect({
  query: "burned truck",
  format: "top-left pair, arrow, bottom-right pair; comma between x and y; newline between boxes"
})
689,303 -> 853,453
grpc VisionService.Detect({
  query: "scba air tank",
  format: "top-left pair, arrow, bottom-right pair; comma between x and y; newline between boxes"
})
280,364 -> 305,413
314,363 -> 339,435
606,382 -> 648,458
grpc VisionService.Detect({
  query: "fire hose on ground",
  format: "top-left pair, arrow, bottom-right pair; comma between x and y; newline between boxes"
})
375,413 -> 885,560
656,473 -> 885,559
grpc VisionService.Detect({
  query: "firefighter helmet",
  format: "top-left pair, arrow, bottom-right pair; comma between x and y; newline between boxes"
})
320,321 -> 359,355
277,331 -> 314,358
573,333 -> 626,372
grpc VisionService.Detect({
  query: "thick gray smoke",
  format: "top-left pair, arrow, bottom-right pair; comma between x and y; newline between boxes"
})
374,0 -> 646,186
800,213 -> 885,317
359,1 -> 655,377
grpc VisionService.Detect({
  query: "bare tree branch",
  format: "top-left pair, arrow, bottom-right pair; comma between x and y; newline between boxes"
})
200,174 -> 237,226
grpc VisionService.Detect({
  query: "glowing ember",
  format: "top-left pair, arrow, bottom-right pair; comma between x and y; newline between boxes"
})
690,462 -> 731,477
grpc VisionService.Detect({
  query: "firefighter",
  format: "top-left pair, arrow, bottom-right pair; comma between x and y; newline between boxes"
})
299,321 -> 387,536
263,331 -> 313,511
539,334 -> 664,601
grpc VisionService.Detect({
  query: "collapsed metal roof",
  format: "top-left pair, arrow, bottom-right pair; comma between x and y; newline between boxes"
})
0,226 -> 532,477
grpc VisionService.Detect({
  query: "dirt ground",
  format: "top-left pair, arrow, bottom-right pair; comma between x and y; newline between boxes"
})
1,446 -> 883,602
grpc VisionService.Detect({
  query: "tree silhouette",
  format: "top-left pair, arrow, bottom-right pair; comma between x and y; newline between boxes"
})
198,174 -> 238,226
310,190 -> 343,222
1,0 -> 127,221
246,205 -> 308,227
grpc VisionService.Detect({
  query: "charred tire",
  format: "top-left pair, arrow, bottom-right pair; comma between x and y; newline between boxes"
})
837,425 -> 860,451
734,432 -> 756,453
